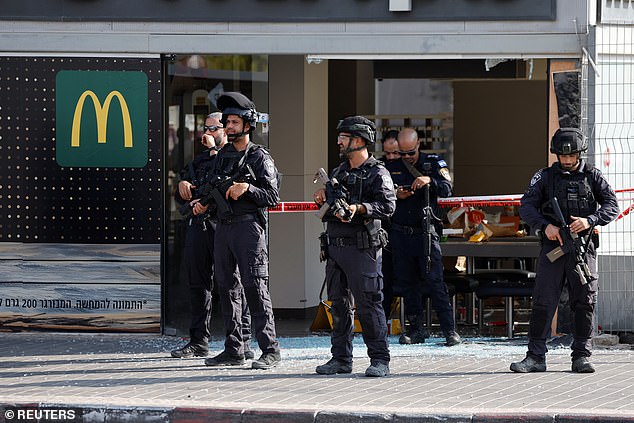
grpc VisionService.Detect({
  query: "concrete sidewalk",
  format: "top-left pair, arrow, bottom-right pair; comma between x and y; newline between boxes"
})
0,332 -> 633,422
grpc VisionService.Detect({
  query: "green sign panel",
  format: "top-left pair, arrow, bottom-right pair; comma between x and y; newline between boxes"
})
56,71 -> 148,168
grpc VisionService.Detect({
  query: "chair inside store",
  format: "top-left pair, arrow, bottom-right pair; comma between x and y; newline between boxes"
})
473,261 -> 536,338
392,270 -> 479,334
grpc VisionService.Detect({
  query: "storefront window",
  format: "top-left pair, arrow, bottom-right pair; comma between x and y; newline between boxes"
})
164,54 -> 269,335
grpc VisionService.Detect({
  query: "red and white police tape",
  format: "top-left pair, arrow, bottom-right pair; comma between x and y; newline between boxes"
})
271,188 -> 634,221
269,202 -> 319,213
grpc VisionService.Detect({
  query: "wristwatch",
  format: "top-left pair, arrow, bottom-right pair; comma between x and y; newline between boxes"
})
587,216 -> 595,226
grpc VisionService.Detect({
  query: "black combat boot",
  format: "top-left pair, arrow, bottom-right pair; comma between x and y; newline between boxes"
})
170,341 -> 209,358
204,350 -> 246,367
399,315 -> 428,345
316,358 -> 353,375
445,331 -> 462,346
251,352 -> 281,369
510,354 -> 546,373
572,357 -> 595,373
365,359 -> 390,377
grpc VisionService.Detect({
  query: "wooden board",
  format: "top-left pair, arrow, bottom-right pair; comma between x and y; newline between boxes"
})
0,243 -> 161,333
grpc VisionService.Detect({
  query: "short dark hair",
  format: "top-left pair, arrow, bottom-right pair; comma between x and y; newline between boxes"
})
382,130 -> 399,143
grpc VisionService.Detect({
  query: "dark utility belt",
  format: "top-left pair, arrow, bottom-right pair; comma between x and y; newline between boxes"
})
391,222 -> 426,235
327,229 -> 388,249
189,216 -> 217,232
328,236 -> 358,247
219,214 -> 257,225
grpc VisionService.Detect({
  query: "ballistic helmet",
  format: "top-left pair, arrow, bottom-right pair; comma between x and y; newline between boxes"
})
217,92 -> 258,131
550,127 -> 587,155
337,116 -> 376,145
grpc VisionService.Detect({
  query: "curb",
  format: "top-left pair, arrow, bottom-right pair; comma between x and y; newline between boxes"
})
2,404 -> 634,423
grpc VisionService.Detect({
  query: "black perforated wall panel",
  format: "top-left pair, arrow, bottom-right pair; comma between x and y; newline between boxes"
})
0,57 -> 162,243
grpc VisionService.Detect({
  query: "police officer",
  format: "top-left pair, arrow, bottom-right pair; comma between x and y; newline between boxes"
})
170,113 -> 254,359
386,128 -> 461,346
313,116 -> 396,377
203,92 -> 282,370
511,128 -> 619,373
379,130 -> 400,319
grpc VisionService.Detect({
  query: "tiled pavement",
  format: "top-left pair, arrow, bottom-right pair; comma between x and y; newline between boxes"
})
0,332 -> 633,422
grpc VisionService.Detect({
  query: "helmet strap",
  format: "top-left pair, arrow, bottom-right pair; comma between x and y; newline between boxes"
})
341,137 -> 367,158
345,145 -> 367,154
227,121 -> 251,142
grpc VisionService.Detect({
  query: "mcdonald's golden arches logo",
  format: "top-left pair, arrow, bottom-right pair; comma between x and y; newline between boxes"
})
56,71 -> 148,168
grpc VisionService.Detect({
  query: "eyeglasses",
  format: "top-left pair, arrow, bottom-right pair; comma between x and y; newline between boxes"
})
398,149 -> 418,156
203,125 -> 222,132
337,134 -> 353,142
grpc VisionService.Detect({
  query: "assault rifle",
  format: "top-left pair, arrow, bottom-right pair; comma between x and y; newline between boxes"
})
402,160 -> 442,272
179,164 -> 256,220
545,196 -> 595,285
421,183 -> 442,272
313,168 -> 353,222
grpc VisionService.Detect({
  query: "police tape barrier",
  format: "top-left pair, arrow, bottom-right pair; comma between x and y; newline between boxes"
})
436,194 -> 523,208
269,202 -> 319,213
270,198 -> 524,211
616,203 -> 634,221
271,188 -> 634,216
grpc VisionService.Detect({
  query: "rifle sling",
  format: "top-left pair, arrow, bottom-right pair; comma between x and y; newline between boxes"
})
402,158 -> 424,179
235,142 -> 254,175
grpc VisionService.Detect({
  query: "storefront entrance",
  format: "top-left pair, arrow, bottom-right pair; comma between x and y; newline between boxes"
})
163,54 -> 269,335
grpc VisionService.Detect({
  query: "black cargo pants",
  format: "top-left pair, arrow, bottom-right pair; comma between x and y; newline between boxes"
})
214,215 -> 279,356
528,240 -> 598,360
325,242 -> 390,364
184,220 -> 251,346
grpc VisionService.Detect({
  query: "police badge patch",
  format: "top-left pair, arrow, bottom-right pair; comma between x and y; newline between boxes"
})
264,160 -> 275,176
439,167 -> 452,182
382,174 -> 395,190
529,170 -> 542,186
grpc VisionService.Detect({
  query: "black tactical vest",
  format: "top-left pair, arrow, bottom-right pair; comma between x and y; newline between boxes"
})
216,149 -> 244,177
542,165 -> 597,221
332,158 -> 382,205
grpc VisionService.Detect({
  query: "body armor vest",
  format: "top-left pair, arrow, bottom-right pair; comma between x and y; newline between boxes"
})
326,159 -> 380,225
216,150 -> 244,177
336,168 -> 364,204
542,167 -> 596,222
194,159 -> 215,186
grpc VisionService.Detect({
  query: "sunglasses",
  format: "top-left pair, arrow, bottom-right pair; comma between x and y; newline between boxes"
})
203,125 -> 222,132
398,149 -> 418,156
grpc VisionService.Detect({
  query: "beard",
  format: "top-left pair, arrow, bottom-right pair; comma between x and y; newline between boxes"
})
338,145 -> 349,159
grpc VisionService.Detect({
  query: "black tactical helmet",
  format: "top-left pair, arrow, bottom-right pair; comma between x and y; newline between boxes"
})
217,92 -> 258,131
550,127 -> 587,155
336,116 -> 376,145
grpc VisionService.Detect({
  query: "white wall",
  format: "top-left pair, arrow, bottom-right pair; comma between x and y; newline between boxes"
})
268,56 -> 328,310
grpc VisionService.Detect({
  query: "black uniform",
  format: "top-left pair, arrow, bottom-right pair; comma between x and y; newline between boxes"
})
176,149 -> 251,348
323,156 -> 396,364
378,156 -> 397,319
520,160 -> 619,360
212,142 -> 280,356
386,154 -> 456,335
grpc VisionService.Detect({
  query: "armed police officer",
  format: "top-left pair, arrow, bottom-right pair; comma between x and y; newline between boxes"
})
203,92 -> 282,370
511,128 -> 619,374
170,112 -> 253,359
386,128 -> 461,347
379,130 -> 400,317
313,116 -> 396,377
